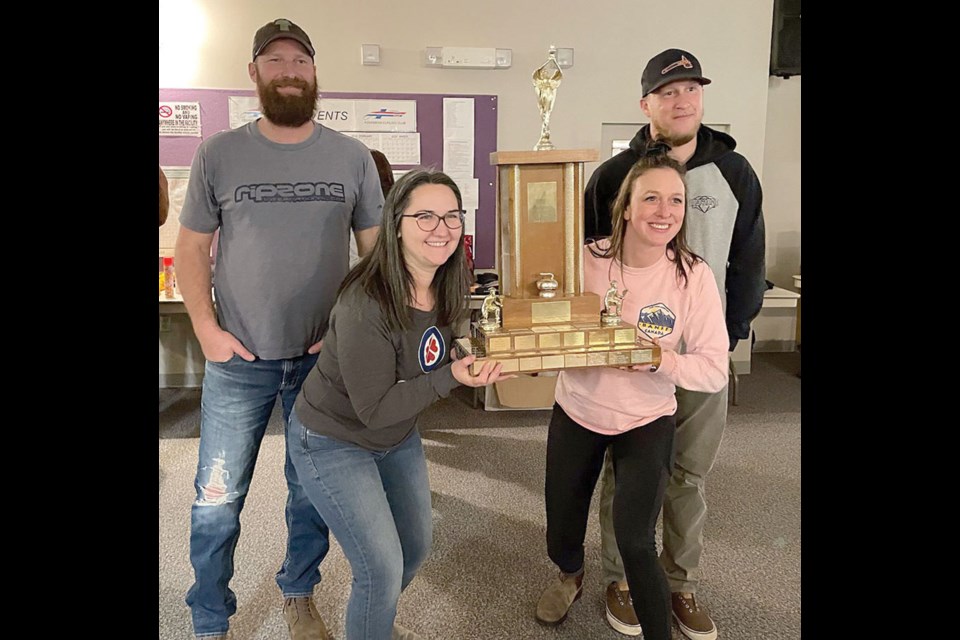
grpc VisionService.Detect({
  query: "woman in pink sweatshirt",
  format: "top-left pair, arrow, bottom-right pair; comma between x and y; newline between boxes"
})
534,145 -> 729,640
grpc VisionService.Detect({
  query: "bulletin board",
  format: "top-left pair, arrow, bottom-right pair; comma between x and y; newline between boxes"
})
159,89 -> 499,268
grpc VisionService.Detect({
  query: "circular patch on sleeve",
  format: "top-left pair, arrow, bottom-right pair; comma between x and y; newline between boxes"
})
419,326 -> 446,373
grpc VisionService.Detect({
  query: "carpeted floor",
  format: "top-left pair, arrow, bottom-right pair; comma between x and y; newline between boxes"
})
159,351 -> 800,639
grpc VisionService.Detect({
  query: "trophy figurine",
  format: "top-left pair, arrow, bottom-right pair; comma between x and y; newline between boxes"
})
601,280 -> 627,326
532,46 -> 563,151
479,286 -> 503,331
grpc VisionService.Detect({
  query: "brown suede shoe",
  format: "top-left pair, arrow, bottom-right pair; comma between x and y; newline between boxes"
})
535,570 -> 584,625
605,582 -> 642,636
671,592 -> 717,640
392,622 -> 424,639
282,596 -> 331,640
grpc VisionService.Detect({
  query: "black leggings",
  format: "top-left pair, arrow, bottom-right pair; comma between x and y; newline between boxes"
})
545,403 -> 675,640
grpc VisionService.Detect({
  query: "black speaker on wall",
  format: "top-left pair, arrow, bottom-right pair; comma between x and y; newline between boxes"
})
771,0 -> 801,77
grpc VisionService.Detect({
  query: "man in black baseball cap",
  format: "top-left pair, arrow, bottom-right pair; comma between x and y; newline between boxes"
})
636,48 -> 712,153
640,48 -> 712,97
181,15 -> 384,640
252,18 -> 315,61
584,47 -> 766,640
247,18 -> 319,130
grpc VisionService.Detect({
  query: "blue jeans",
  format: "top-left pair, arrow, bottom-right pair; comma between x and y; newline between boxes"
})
185,353 -> 328,637
288,409 -> 433,640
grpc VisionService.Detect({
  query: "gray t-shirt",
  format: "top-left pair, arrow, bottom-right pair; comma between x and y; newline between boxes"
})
179,121 -> 384,360
294,286 -> 460,451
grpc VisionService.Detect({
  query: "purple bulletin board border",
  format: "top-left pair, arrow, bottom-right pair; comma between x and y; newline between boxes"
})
159,89 -> 499,268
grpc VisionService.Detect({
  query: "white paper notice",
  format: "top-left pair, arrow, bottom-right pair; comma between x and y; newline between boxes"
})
464,210 -> 476,236
452,177 -> 479,211
315,99 -> 358,131
159,167 -> 191,255
228,96 -> 261,129
443,98 -> 475,175
443,140 -> 474,175
443,98 -> 474,138
446,176 -> 477,238
316,99 -> 417,132
343,132 -> 421,165
159,102 -> 201,137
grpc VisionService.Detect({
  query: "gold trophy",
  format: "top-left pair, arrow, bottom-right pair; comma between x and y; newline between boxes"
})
456,185 -> 661,372
453,51 -> 660,375
532,46 -> 562,151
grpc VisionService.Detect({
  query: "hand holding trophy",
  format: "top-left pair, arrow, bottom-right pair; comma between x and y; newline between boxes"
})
532,46 -> 563,150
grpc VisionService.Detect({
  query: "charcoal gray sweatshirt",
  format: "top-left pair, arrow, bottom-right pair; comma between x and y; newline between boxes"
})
294,285 -> 459,451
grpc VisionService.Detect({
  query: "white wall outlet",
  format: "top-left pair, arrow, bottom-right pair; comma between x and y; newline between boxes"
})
361,44 -> 380,65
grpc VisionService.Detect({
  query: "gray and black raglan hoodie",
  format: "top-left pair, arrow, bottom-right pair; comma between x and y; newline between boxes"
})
294,285 -> 460,451
584,124 -> 767,349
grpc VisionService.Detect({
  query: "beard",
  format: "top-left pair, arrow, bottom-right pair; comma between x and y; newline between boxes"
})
257,74 -> 318,127
650,113 -> 701,148
659,131 -> 697,147
655,125 -> 698,148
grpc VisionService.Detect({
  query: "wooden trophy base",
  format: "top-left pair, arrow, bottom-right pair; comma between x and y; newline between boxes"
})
454,319 -> 661,375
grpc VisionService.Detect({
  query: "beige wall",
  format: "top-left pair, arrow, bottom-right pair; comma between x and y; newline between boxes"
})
159,0 -> 801,333
762,75 -> 801,289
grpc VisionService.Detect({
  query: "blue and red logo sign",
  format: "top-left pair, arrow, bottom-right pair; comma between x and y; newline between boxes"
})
364,108 -> 406,120
418,326 -> 445,373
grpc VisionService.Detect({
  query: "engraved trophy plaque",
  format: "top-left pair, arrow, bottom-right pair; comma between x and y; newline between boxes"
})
532,46 -> 562,151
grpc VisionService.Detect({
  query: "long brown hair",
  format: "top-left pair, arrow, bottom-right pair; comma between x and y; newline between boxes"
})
370,149 -> 395,198
338,169 -> 469,331
590,141 -> 702,287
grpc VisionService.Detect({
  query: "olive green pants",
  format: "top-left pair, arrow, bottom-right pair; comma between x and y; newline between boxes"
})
598,385 -> 728,593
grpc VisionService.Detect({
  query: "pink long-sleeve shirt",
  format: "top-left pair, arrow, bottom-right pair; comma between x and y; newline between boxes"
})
555,244 -> 729,435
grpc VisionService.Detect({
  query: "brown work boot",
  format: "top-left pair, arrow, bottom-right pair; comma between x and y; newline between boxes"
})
282,596 -> 331,640
605,581 -> 642,636
671,592 -> 717,640
535,570 -> 584,625
392,622 -> 424,639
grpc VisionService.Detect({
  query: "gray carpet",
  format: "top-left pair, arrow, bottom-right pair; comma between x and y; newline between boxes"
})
159,352 -> 800,639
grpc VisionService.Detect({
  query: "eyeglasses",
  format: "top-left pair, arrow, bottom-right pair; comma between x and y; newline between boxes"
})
400,211 -> 465,232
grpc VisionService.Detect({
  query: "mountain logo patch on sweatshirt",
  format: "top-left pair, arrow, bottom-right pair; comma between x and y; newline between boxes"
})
419,326 -> 446,373
637,303 -> 677,340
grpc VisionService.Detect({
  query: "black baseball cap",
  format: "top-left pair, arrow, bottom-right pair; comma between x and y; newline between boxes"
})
641,49 -> 712,97
252,18 -> 315,61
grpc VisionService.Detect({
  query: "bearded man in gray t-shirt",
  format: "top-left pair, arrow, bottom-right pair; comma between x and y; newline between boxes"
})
175,18 -> 383,640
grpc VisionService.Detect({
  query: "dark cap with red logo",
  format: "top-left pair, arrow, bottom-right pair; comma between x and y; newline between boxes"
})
252,18 -> 315,61
641,49 -> 712,97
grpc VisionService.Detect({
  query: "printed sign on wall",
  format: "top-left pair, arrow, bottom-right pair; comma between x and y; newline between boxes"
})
159,102 -> 201,137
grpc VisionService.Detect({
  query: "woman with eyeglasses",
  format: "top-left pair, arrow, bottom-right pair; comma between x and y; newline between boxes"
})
289,169 -> 512,640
